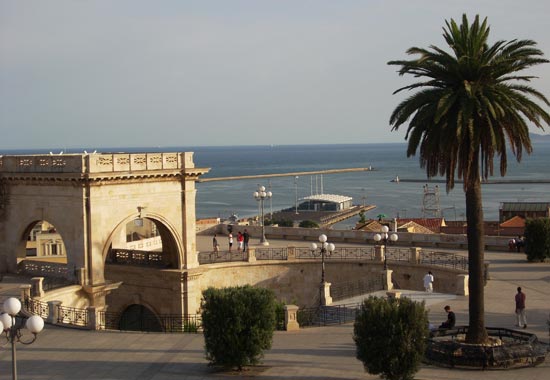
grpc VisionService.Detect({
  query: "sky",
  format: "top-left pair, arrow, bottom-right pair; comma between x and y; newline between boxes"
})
1,0 -> 549,150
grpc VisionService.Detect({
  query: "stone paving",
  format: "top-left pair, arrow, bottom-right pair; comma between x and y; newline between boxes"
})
0,236 -> 548,379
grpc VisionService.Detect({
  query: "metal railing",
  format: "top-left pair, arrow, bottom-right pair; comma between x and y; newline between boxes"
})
295,246 -> 376,260
98,311 -> 202,333
420,251 -> 468,270
17,259 -> 69,277
297,304 -> 360,327
23,297 -> 49,319
198,250 -> 248,264
256,247 -> 288,260
57,305 -> 88,326
107,248 -> 171,268
385,247 -> 410,262
330,276 -> 384,301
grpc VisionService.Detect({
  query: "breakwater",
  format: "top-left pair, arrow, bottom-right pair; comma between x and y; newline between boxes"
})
198,167 -> 373,183
397,179 -> 550,185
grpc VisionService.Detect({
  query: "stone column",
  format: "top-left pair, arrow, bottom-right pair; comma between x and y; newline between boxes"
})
247,248 -> 256,263
374,245 -> 384,263
321,282 -> 332,306
31,277 -> 44,298
456,274 -> 469,296
76,267 -> 88,286
47,300 -> 62,324
409,247 -> 421,264
20,284 -> 32,301
284,305 -> 300,331
287,246 -> 296,261
382,269 -> 394,290
87,306 -> 99,330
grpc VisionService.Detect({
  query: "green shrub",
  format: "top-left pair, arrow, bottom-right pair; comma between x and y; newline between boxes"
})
354,297 -> 429,380
524,218 -> 550,262
201,286 -> 277,370
299,220 -> 319,228
274,300 -> 286,331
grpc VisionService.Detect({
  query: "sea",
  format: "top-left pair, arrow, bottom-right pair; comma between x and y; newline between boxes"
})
3,142 -> 550,228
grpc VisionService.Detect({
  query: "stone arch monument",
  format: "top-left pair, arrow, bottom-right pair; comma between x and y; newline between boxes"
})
0,152 -> 208,309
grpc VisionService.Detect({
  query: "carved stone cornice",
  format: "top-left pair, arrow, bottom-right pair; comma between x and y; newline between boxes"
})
0,167 -> 209,185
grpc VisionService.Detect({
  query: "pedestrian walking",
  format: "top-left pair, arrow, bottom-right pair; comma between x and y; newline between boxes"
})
237,231 -> 244,252
423,271 -> 434,292
243,229 -> 250,253
212,234 -> 220,256
228,232 -> 233,252
515,286 -> 527,328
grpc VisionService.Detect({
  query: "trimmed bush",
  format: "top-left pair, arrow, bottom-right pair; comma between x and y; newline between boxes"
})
524,218 -> 550,262
299,220 -> 319,228
201,286 -> 277,370
354,297 -> 429,380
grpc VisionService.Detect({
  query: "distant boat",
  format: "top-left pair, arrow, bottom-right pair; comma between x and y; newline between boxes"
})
391,176 -> 400,183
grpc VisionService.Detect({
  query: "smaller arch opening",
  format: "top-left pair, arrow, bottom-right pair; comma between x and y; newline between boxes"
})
118,304 -> 162,332
18,220 -> 73,289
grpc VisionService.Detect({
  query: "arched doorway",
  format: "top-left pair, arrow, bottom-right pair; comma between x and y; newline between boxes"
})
118,304 -> 162,332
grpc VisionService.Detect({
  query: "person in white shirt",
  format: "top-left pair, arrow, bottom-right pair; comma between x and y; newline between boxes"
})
423,271 -> 434,292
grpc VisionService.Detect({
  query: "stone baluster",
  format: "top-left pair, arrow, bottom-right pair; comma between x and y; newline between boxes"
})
247,248 -> 256,263
31,277 -> 45,298
409,247 -> 421,264
284,304 -> 300,331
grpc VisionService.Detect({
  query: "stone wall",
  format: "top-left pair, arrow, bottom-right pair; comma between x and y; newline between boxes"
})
103,252 -> 468,316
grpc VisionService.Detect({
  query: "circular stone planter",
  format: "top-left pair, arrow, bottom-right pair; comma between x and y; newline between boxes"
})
425,326 -> 547,369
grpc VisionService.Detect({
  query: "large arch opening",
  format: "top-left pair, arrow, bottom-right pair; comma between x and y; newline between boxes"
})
103,216 -> 182,317
17,220 -> 72,287
105,217 -> 179,269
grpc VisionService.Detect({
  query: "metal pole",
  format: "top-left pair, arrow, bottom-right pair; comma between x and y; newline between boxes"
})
294,176 -> 299,214
321,247 -> 326,283
383,237 -> 388,270
268,180 -> 273,219
11,317 -> 17,380
260,198 -> 266,244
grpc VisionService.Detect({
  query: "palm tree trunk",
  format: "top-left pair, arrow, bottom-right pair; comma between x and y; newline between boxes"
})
464,176 -> 489,344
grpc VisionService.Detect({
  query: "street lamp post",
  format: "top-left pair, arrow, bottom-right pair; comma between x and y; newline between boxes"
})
0,297 -> 45,380
294,176 -> 299,214
253,184 -> 272,246
373,225 -> 398,270
310,234 -> 336,306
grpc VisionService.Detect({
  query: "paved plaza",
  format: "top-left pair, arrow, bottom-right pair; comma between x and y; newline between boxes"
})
0,237 -> 548,379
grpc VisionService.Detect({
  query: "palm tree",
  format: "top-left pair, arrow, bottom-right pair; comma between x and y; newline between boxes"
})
388,14 -> 550,344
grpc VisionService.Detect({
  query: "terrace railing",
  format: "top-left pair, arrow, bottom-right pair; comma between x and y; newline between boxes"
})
297,304 -> 360,327
57,305 -> 88,327
198,250 -> 248,264
256,247 -> 288,260
419,250 -> 468,270
107,248 -> 170,268
295,246 -> 376,260
330,276 -> 384,301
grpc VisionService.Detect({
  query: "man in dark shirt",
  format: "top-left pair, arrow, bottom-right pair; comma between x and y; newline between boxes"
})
243,229 -> 250,253
439,305 -> 456,329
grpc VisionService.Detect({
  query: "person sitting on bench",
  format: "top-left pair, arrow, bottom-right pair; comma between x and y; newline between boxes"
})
439,305 -> 456,329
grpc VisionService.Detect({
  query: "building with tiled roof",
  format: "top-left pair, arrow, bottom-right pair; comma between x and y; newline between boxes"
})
499,202 -> 550,223
394,218 -> 446,233
500,215 -> 526,228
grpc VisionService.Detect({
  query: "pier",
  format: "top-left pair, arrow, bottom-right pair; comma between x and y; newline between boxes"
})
197,167 -> 373,182
269,205 -> 376,228
396,178 -> 550,185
